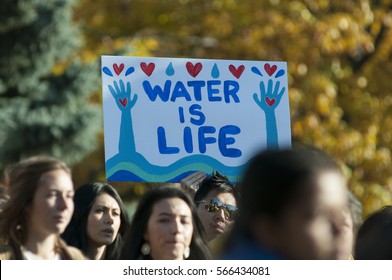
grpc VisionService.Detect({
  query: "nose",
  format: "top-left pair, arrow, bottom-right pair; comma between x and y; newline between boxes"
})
171,219 -> 181,234
58,194 -> 70,211
104,212 -> 114,225
214,208 -> 226,222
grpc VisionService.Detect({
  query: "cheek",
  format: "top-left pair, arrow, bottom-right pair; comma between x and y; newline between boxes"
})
302,217 -> 335,254
197,207 -> 209,222
113,217 -> 122,232
146,222 -> 163,243
183,225 -> 194,245
147,233 -> 164,251
34,199 -> 54,219
67,200 -> 74,214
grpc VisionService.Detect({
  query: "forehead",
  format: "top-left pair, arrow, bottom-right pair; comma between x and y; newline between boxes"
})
205,190 -> 236,206
293,171 -> 347,210
151,197 -> 192,217
93,193 -> 120,208
37,169 -> 73,191
313,171 -> 347,205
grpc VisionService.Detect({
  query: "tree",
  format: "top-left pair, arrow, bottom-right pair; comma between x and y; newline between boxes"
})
75,0 -> 392,216
0,0 -> 101,172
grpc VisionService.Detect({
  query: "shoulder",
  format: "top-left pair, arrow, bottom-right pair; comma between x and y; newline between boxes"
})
0,244 -> 16,260
58,239 -> 87,260
64,245 -> 87,260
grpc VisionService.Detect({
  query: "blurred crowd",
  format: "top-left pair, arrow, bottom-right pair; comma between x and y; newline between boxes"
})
0,145 -> 391,260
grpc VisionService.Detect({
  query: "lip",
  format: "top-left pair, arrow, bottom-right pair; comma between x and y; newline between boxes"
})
212,223 -> 226,233
166,240 -> 182,244
53,215 -> 67,223
102,228 -> 114,235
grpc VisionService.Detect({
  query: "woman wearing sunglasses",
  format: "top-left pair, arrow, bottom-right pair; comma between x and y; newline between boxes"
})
194,171 -> 239,242
120,186 -> 211,260
221,147 -> 350,260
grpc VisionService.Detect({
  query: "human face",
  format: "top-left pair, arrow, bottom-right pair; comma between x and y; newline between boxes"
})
145,198 -> 193,260
265,171 -> 349,259
197,191 -> 236,241
87,193 -> 121,248
28,169 -> 74,238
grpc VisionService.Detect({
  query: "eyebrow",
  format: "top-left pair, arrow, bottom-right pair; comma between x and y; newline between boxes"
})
158,212 -> 191,219
93,204 -> 120,211
47,189 -> 74,195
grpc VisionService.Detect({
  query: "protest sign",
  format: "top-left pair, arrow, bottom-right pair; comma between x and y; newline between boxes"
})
101,56 -> 291,182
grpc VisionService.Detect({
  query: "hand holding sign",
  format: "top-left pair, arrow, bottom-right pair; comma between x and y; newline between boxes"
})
108,80 -> 138,111
180,171 -> 207,196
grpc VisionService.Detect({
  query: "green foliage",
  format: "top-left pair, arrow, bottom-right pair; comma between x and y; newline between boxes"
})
74,0 -> 392,216
0,0 -> 101,172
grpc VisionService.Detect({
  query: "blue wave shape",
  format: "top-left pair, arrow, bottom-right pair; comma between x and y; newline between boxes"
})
108,170 -> 196,183
106,152 -> 246,183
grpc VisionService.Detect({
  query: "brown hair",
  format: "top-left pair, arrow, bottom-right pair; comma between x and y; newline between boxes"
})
0,156 -> 71,247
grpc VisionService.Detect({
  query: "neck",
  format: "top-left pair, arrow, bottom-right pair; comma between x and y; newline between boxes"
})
24,233 -> 58,260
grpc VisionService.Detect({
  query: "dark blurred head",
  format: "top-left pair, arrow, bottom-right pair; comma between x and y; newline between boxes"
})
227,147 -> 349,259
355,205 -> 392,260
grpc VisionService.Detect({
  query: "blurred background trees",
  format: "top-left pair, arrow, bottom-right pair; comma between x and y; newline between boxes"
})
0,0 -> 101,173
2,0 -> 392,217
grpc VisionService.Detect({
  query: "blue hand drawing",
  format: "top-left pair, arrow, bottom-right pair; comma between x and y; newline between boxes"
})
108,80 -> 138,156
253,79 -> 285,149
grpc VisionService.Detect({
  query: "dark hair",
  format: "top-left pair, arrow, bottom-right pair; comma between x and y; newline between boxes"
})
120,186 -> 212,260
194,171 -> 239,204
233,147 -> 342,235
354,205 -> 392,259
62,182 -> 130,260
0,183 -> 9,209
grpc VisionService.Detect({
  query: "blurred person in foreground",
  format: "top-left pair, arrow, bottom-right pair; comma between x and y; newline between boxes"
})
354,205 -> 392,259
62,182 -> 130,259
0,156 -> 85,259
221,147 -> 350,260
120,186 -> 211,260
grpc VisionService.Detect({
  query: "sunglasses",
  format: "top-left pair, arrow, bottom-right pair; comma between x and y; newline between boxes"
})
197,197 -> 238,221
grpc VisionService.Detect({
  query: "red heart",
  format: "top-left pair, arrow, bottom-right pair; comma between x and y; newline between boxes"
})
119,98 -> 128,107
265,97 -> 276,107
229,64 -> 245,79
140,62 -> 155,76
264,63 -> 277,76
186,62 -> 203,78
113,63 -> 124,75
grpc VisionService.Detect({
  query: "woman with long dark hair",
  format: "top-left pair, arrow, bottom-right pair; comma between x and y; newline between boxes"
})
62,182 -> 130,259
120,186 -> 211,260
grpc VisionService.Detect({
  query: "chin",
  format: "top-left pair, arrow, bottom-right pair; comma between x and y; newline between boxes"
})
163,250 -> 183,260
50,226 -> 67,235
101,239 -> 115,246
